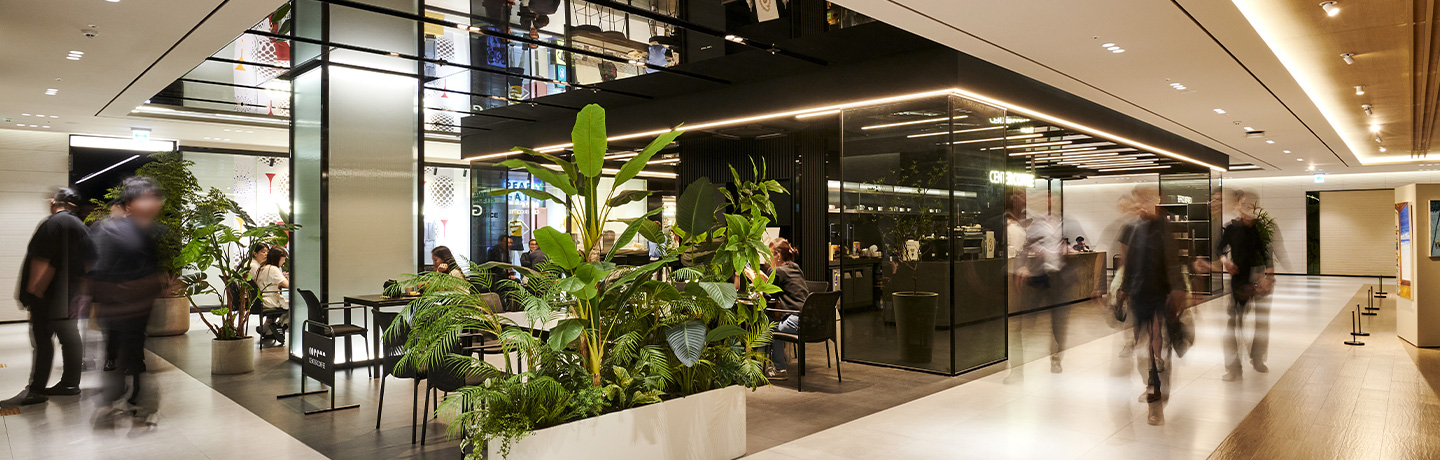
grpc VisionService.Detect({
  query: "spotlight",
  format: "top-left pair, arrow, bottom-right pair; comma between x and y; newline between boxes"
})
1362,104 -> 1373,116
1380,146 -> 1388,152
1341,53 -> 1355,65
1370,124 -> 1381,133
1355,85 -> 1364,95
1320,1 -> 1339,16
1213,108 -> 1226,114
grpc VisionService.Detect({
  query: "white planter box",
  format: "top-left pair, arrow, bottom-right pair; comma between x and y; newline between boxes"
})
487,385 -> 747,460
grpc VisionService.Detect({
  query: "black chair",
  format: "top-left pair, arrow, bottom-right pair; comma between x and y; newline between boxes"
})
771,291 -> 843,392
298,289 -> 370,377
420,343 -> 486,445
374,311 -> 427,444
805,280 -> 830,294
245,280 -> 285,348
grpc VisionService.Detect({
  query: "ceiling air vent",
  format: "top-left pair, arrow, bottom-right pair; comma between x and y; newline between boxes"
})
1244,131 -> 1266,138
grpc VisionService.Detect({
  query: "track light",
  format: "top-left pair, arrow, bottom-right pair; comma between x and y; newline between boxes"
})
1370,124 -> 1381,133
1374,135 -> 1383,143
1354,85 -> 1364,95
1362,104 -> 1373,116
1320,1 -> 1339,16
1341,53 -> 1355,65
1380,146 -> 1388,152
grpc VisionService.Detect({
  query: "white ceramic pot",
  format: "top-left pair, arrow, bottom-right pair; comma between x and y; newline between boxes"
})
487,385 -> 746,460
146,296 -> 191,337
212,336 -> 256,375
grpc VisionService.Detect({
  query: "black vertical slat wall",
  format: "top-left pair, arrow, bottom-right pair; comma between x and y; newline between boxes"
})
677,129 -> 830,281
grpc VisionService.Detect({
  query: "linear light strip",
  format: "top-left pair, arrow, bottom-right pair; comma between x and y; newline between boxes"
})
860,115 -> 969,130
905,126 -> 1011,139
1097,165 -> 1172,172
994,140 -> 1072,150
76,155 -> 141,184
1008,146 -> 1099,157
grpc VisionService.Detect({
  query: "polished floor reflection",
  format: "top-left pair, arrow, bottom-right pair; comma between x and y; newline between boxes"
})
0,322 -> 323,460
748,276 -> 1372,459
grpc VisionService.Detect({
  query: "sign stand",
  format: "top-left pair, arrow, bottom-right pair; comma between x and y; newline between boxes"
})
278,321 -> 359,415
1374,277 -> 1389,297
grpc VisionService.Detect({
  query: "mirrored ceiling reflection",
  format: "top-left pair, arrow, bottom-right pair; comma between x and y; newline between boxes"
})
845,108 -> 1203,179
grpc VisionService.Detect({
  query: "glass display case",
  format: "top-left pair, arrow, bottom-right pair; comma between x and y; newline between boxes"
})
835,94 -> 1011,375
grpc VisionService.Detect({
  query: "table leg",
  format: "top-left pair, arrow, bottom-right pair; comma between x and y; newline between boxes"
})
343,301 -> 352,366
372,305 -> 381,378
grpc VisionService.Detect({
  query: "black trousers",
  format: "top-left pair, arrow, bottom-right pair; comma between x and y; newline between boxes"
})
29,316 -> 82,391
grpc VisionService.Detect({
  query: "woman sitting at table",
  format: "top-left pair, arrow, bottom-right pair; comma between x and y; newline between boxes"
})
432,246 -> 465,280
255,247 -> 291,346
751,238 -> 809,381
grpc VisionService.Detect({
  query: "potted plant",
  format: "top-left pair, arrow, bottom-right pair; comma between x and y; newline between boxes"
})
176,189 -> 296,374
86,152 -> 201,337
869,161 -> 946,363
390,104 -> 779,459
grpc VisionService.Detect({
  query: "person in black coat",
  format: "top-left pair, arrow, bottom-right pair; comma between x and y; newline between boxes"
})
9,188 -> 92,406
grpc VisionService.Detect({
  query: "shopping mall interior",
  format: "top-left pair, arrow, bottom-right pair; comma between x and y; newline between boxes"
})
2,0 -> 1439,458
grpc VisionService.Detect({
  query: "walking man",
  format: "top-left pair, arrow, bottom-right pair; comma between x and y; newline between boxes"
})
1219,190 -> 1273,382
11,188 -> 92,406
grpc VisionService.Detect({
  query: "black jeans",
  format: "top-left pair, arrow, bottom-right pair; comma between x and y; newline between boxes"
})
99,315 -> 157,415
29,316 -> 82,391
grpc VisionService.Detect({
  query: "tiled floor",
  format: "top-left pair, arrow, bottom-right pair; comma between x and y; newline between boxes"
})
748,276 -> 1369,460
0,320 -> 323,460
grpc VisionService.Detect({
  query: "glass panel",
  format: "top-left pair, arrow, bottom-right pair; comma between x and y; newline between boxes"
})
424,166 -> 474,266
948,94 -> 1008,373
290,69 -> 322,354
1159,172 -> 1215,294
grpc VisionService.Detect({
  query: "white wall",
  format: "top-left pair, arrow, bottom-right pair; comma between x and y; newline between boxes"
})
1065,171 -> 1440,276
0,130 -> 70,322
1319,190 -> 1395,276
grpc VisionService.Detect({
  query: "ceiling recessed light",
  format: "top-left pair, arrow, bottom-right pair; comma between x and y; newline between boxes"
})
1320,1 -> 1339,16
1370,124 -> 1381,133
42,126 -> 50,128
1112,49 -> 1125,53
65,57 -> 80,61
1107,46 -> 1120,50
21,113 -> 30,116
1380,146 -> 1388,152
69,50 -> 83,55
1213,108 -> 1226,114
1266,140 -> 1275,144
1283,150 -> 1292,153
105,0 -> 120,2
49,115 -> 57,118
1102,43 -> 1115,47
1297,158 -> 1304,161
1243,126 -> 1254,130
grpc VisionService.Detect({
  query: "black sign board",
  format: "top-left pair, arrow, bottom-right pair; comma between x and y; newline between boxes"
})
302,323 -> 335,387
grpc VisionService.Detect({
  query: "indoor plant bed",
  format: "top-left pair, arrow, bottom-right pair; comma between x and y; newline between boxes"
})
486,386 -> 746,460
392,104 -> 779,459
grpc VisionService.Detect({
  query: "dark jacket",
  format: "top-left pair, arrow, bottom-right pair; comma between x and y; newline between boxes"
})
769,262 -> 809,312
520,249 -> 548,270
16,210 -> 92,319
1119,215 -> 1184,306
89,217 -> 165,320
1218,218 -> 1270,289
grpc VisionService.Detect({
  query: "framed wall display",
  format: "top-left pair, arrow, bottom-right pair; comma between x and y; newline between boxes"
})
1398,202 -> 1413,299
1431,200 -> 1440,257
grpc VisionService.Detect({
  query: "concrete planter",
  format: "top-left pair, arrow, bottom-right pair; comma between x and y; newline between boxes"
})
211,337 -> 256,374
146,296 -> 191,337
487,385 -> 746,460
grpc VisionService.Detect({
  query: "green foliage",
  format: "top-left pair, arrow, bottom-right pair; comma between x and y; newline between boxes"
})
391,104 -> 780,458
1255,207 -> 1277,261
176,188 -> 297,340
867,160 -> 947,293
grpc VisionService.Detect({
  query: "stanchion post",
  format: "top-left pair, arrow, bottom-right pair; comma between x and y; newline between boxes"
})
1353,305 -> 1371,336
1345,311 -> 1366,346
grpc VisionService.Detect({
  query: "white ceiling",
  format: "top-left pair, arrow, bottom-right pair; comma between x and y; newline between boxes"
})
832,0 -> 1370,176
0,0 -> 290,152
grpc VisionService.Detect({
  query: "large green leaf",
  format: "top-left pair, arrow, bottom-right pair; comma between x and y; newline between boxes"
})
697,281 -> 739,309
665,320 -> 707,367
572,104 -> 607,178
533,227 -> 580,271
636,219 -> 662,245
548,318 -> 584,351
614,129 -> 682,187
605,207 -> 663,261
706,324 -> 745,342
498,159 -> 577,196
606,189 -> 652,208
675,177 -> 716,237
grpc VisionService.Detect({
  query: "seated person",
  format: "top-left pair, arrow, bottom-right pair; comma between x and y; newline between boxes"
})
1073,236 -> 1092,252
255,247 -> 291,346
242,242 -> 269,282
519,238 -> 547,270
432,246 -> 465,280
750,238 -> 809,381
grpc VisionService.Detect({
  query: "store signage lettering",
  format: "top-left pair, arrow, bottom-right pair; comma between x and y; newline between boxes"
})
987,116 -> 1031,125
989,170 -> 1035,187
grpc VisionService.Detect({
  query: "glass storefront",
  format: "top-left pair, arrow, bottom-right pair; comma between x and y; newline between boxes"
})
834,94 -> 1010,375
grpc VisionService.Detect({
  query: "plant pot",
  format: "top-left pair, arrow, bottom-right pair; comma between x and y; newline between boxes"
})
146,296 -> 191,337
892,291 -> 938,363
212,337 -> 256,375
487,385 -> 746,460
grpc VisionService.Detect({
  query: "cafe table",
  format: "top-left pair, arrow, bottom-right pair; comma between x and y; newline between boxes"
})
342,294 -> 417,376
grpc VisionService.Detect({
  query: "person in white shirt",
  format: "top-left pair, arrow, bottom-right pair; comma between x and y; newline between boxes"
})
242,243 -> 269,283
255,247 -> 290,346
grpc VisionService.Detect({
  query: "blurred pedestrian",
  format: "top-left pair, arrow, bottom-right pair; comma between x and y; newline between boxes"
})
1118,184 -> 1186,425
89,177 -> 166,428
1219,190 -> 1273,381
8,188 -> 92,406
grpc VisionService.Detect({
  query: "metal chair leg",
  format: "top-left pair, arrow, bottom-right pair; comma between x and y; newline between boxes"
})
833,339 -> 842,383
420,386 -> 431,445
826,341 -> 832,368
797,342 -> 806,392
411,379 -> 420,444
376,375 -> 387,430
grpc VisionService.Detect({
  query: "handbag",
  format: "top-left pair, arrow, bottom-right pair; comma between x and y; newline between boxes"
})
1108,266 -> 1127,323
1168,305 -> 1196,358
